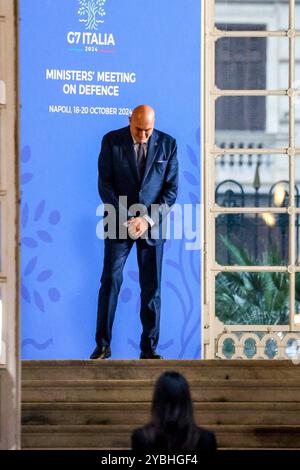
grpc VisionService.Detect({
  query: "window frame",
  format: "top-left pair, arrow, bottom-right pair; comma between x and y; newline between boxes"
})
203,0 -> 300,359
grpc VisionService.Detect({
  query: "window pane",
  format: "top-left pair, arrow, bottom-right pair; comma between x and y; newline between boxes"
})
284,335 -> 300,362
0,14 -> 5,187
296,1 -> 300,30
244,337 -> 257,358
222,337 -> 235,358
215,1 -> 288,31
295,273 -> 300,321
216,213 -> 289,266
295,67 -> 300,147
215,154 -> 289,207
216,96 -> 289,147
216,36 -> 287,90
216,272 -> 289,325
295,225 -> 300,265
216,96 -> 265,131
295,158 -> 300,266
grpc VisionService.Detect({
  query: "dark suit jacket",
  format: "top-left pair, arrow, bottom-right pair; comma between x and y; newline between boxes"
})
131,425 -> 217,452
98,126 -> 178,245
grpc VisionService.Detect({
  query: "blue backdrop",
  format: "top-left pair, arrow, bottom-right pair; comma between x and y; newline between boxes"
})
20,0 -> 202,359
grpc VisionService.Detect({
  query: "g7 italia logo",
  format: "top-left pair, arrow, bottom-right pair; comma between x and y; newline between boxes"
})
78,0 -> 106,31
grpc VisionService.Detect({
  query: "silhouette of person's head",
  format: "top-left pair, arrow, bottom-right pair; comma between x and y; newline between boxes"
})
131,371 -> 217,452
145,371 -> 199,450
151,371 -> 194,431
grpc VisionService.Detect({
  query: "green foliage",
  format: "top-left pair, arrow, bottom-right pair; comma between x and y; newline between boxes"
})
216,235 -> 300,325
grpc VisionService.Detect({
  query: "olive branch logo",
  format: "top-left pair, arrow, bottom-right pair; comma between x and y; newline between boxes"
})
78,0 -> 106,30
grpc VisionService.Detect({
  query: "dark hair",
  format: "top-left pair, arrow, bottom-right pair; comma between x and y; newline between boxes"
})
144,371 -> 200,450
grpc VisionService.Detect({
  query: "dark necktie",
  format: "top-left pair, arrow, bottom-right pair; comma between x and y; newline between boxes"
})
137,143 -> 146,181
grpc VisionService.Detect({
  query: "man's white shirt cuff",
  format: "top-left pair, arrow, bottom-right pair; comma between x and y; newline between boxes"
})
143,214 -> 155,227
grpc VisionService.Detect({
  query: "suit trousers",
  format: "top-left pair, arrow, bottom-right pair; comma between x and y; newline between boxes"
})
96,237 -> 164,353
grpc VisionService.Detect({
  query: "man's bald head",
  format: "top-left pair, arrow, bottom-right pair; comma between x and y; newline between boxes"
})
129,105 -> 155,143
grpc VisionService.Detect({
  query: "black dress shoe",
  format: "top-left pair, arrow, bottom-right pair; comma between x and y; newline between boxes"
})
140,351 -> 163,359
90,345 -> 111,360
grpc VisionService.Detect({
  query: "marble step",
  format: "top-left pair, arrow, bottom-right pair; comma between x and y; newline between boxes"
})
21,424 -> 300,450
22,401 -> 300,426
22,379 -> 300,403
22,360 -> 300,381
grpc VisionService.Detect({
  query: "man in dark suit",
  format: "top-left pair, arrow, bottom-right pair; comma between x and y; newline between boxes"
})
90,105 -> 178,360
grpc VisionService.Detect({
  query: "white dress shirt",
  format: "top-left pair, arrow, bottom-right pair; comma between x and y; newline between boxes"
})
129,134 -> 154,228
